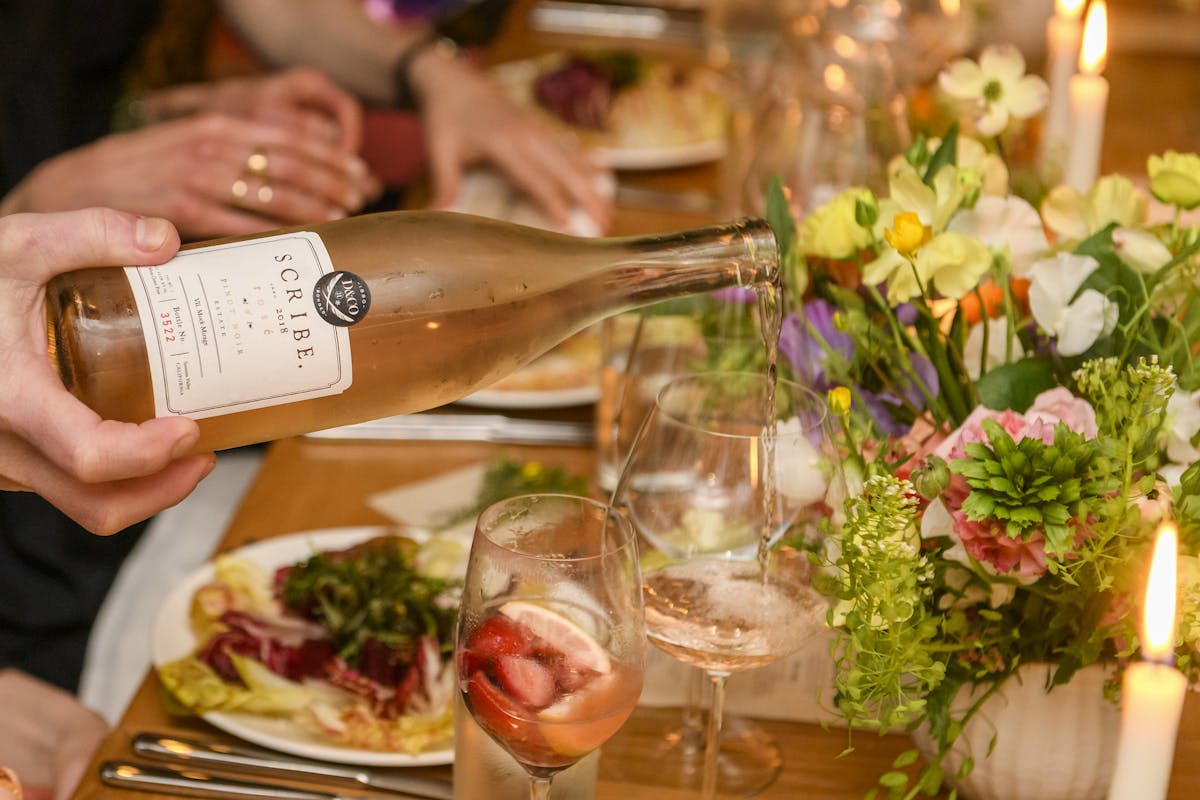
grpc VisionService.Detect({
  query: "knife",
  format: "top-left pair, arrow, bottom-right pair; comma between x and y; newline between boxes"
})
130,734 -> 453,800
304,414 -> 594,446
100,761 -> 436,800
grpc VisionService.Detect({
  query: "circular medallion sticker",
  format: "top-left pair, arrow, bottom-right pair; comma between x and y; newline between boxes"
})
313,271 -> 371,327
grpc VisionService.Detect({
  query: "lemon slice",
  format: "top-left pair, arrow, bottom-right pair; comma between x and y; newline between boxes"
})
499,600 -> 612,674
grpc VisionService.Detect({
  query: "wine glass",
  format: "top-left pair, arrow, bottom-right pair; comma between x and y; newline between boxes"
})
455,494 -> 645,800
614,371 -> 842,800
596,303 -> 789,795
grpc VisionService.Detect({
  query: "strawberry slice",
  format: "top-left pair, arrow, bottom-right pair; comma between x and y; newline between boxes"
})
465,673 -> 548,762
494,655 -> 557,709
461,615 -> 536,676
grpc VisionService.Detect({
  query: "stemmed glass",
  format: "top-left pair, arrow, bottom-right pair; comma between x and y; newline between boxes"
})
614,371 -> 842,799
455,494 -> 646,800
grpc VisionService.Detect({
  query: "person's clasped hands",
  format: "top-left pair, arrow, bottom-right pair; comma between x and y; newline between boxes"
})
0,208 -> 214,535
0,68 -> 381,241
0,669 -> 109,800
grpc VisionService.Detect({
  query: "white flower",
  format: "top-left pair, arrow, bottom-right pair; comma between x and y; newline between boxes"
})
1163,387 -> 1200,465
948,194 -> 1049,276
964,317 -> 1022,379
1112,226 -> 1173,273
1027,252 -> 1118,356
938,44 -> 1049,137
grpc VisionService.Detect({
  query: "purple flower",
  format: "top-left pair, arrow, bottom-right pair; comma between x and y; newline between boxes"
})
710,286 -> 758,304
780,302 -> 855,388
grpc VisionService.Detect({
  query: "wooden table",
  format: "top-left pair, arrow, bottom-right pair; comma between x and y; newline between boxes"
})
70,437 -> 1200,800
69,1 -> 1200,798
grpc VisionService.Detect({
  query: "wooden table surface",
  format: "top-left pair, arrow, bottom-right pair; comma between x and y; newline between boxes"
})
71,437 -> 1200,800
70,1 -> 1200,798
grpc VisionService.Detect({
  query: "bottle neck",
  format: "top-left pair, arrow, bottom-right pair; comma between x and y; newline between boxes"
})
613,217 -> 780,305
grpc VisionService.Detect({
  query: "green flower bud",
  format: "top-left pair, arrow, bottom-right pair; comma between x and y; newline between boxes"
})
910,455 -> 951,498
855,195 -> 879,229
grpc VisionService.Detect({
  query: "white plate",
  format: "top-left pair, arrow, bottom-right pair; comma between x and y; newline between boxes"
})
152,526 -> 456,767
456,384 -> 599,409
589,138 -> 727,171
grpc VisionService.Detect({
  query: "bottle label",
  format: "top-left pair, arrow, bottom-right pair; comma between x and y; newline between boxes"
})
124,231 -> 355,420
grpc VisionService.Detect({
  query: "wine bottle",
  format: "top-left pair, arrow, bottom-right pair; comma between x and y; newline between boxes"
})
45,210 -> 778,453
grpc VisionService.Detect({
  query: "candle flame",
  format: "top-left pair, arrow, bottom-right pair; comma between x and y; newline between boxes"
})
1079,0 -> 1108,74
1143,522 -> 1178,662
1056,0 -> 1085,20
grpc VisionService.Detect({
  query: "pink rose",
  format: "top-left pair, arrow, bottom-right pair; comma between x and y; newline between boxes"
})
926,388 -> 1099,577
934,388 -> 1098,462
952,511 -> 1049,578
1025,387 -> 1099,438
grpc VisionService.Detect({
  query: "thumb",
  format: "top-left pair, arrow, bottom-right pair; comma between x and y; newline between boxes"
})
0,208 -> 180,284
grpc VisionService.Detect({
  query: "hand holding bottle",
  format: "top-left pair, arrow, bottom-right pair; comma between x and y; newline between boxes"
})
0,209 -> 215,535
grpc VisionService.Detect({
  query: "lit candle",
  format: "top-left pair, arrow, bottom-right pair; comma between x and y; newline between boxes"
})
1107,522 -> 1187,800
1040,0 -> 1085,165
1065,0 -> 1109,191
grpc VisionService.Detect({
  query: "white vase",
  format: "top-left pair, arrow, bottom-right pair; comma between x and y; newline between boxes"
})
912,663 -> 1121,800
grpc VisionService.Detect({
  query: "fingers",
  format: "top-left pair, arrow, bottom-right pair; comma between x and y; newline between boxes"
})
0,430 -> 216,536
194,116 -> 379,225
268,68 -> 364,153
5,362 -> 201,484
0,768 -> 20,800
0,208 -> 180,284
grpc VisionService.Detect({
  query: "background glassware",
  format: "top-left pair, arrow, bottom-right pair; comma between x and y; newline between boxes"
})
615,371 -> 842,800
455,494 -> 645,800
735,26 -> 911,218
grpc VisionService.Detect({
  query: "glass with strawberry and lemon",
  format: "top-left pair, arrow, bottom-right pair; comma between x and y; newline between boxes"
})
455,494 -> 645,799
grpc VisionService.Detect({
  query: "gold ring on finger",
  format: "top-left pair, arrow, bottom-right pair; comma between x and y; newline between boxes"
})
245,149 -> 269,177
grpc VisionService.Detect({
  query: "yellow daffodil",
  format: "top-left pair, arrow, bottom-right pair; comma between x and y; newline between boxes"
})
1147,150 -> 1200,210
862,231 -> 989,303
884,212 -> 932,255
1040,175 -> 1148,242
797,187 -> 875,259
876,162 -> 965,242
914,232 -> 992,299
937,44 -> 1049,137
955,136 -> 1010,196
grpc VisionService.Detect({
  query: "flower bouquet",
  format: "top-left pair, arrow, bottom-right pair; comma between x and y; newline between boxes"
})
767,44 -> 1200,799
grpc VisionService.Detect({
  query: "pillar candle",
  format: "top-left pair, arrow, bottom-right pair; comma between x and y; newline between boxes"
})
1041,0 -> 1084,164
1107,522 -> 1187,800
1064,0 -> 1108,191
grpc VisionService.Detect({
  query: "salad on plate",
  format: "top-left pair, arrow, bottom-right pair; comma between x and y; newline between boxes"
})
158,533 -> 461,755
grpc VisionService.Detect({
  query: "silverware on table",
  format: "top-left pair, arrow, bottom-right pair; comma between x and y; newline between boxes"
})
614,183 -> 719,215
100,761 -> 436,800
529,0 -> 703,42
129,733 -> 453,800
303,414 -> 594,446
